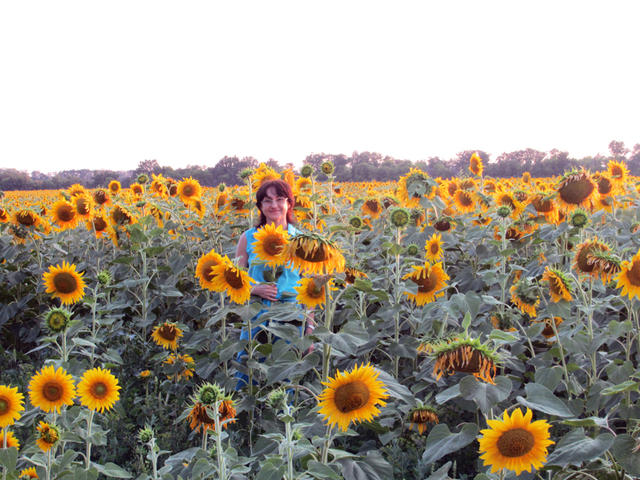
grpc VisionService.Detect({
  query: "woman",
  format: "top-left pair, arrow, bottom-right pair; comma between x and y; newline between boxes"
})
234,179 -> 313,389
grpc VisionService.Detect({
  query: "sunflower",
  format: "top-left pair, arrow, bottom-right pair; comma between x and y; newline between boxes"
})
0,384 -> 24,428
28,365 -> 76,413
452,190 -> 477,215
72,194 -> 93,219
541,267 -> 573,302
252,223 -> 290,268
397,168 -> 436,207
195,250 -> 225,290
151,322 -> 183,351
50,199 -> 78,230
344,266 -> 367,284
13,209 -> 42,228
402,262 -> 449,306
478,407 -> 554,475
109,204 -> 135,226
535,317 -> 564,340
284,232 -> 346,275
530,193 -> 558,223
361,198 -> 382,219
0,207 -> 10,223
318,363 -> 389,432
42,261 -> 86,305
67,183 -> 87,197
130,182 -> 144,197
607,159 -> 629,185
177,177 -> 202,204
35,421 -> 60,452
556,169 -> 599,212
615,249 -> 640,301
408,405 -> 439,434
251,165 -> 281,190
164,353 -> 195,381
108,180 -> 121,195
19,467 -> 38,479
188,399 -> 236,432
432,337 -> 499,384
0,430 -> 19,450
150,174 -> 169,198
586,249 -> 621,284
573,237 -> 611,278
92,188 -> 111,206
77,367 -> 121,413
510,281 -> 539,318
424,233 -> 443,263
295,277 -> 330,309
209,258 -> 255,304
43,307 -> 71,334
469,152 -> 483,177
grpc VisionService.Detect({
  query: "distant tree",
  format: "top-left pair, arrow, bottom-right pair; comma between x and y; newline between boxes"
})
136,159 -> 161,175
608,140 -> 628,159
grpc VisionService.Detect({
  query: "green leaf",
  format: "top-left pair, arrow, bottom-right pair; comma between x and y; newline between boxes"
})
516,382 -> 574,417
92,462 -> 132,478
459,375 -> 511,412
421,423 -> 479,465
191,458 -> 213,478
611,434 -> 640,475
562,417 -> 608,428
307,461 -> 342,479
546,428 -> 614,467
534,367 -> 564,392
461,311 -> 472,332
435,384 -> 461,404
254,459 -> 286,480
0,446 -> 17,471
425,462 -> 452,480
600,380 -> 638,396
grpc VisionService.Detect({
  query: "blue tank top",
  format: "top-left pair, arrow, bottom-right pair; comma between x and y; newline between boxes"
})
245,224 -> 302,305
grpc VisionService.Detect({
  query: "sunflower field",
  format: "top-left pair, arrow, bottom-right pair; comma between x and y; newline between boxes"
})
1,158 -> 640,480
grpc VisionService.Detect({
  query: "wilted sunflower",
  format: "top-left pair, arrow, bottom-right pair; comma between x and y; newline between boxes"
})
615,249 -> 640,300
510,280 -> 539,318
72,194 -> 93,219
469,152 -> 483,177
177,177 -> 202,204
402,262 -> 449,306
195,250 -> 225,290
397,168 -> 436,207
0,384 -> 24,428
28,365 -> 76,413
188,399 -> 236,432
42,261 -> 86,305
361,198 -> 382,219
586,249 -> 621,284
50,199 -> 78,230
318,363 -> 389,432
0,430 -> 19,449
19,466 -> 38,479
535,317 -> 564,340
408,405 -> 439,434
284,232 -> 345,275
424,233 -> 443,263
295,277 -> 330,309
541,267 -> 573,302
77,367 -> 121,413
164,353 -> 195,381
556,169 -> 599,212
0,207 -> 9,223
432,337 -> 499,384
573,237 -> 611,278
109,204 -> 135,226
209,258 -> 255,304
344,266 -> 367,284
151,322 -> 183,351
35,421 -> 60,452
252,223 -> 290,268
478,408 -> 554,475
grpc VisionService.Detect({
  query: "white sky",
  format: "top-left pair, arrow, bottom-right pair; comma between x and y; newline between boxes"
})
1,1 -> 639,173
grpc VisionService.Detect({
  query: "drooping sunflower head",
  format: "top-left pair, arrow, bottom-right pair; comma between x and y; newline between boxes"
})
0,384 -> 25,428
348,215 -> 364,229
344,266 -> 367,285
402,262 -> 450,306
50,199 -> 78,230
318,363 -> 389,432
398,168 -> 436,207
177,177 -> 202,204
28,365 -> 76,413
251,165 -> 281,191
42,261 -> 86,305
164,353 -> 195,381
151,322 -> 184,351
541,267 -> 573,303
573,237 -> 611,277
509,279 -> 540,318
535,316 -> 564,340
13,209 -> 41,228
615,249 -> 640,301
252,223 -> 290,268
361,198 -> 382,219
36,421 -> 60,452
284,232 -> 346,275
195,250 -> 225,290
556,169 -> 599,212
432,337 -> 500,384
295,277 -> 330,309
77,367 -> 121,413
408,404 -> 439,434
586,249 -> 621,284
195,382 -> 224,406
321,160 -> 335,175
424,233 -> 443,263
469,152 -> 483,177
478,407 -> 554,475
209,257 -> 256,304
72,194 -> 94,219
44,307 -> 72,334
109,204 -> 135,226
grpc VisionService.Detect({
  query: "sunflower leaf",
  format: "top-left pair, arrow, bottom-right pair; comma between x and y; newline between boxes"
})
611,434 -> 640,475
600,380 -> 638,396
546,428 -> 614,467
459,375 -> 511,412
516,382 -> 574,417
421,423 -> 479,465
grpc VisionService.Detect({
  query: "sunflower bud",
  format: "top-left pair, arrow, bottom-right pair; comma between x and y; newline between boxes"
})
44,307 -> 71,333
267,388 -> 288,410
239,168 -> 253,179
389,207 -> 410,228
348,216 -> 363,229
406,243 -> 420,256
497,206 -> 512,218
60,191 -> 71,202
138,425 -> 154,444
300,165 -> 313,178
97,270 -> 111,286
569,209 -> 589,228
321,161 -> 335,175
196,382 -> 224,405
218,183 -> 226,192
137,173 -> 149,184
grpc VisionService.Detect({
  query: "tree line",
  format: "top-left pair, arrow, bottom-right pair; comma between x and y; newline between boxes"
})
2,141 -> 639,191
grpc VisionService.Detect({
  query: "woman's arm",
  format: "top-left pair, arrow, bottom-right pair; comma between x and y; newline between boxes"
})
236,232 -> 249,268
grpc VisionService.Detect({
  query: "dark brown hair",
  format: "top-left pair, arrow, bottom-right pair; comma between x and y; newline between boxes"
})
255,179 -> 296,227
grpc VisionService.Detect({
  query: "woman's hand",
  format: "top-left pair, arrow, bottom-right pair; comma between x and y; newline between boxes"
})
252,283 -> 278,302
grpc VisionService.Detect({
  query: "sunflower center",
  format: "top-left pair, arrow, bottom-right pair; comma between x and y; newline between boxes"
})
433,219 -> 451,232
598,177 -> 613,195
43,382 -> 63,402
559,177 -> 594,205
133,185 -> 143,194
533,197 -> 553,213
93,217 -> 108,231
18,211 -> 36,226
264,237 -> 284,256
0,398 -> 8,414
202,260 -> 219,282
497,428 -> 535,457
232,199 -> 245,210
296,244 -> 328,263
365,200 -> 380,213
457,192 -> 473,207
53,272 -> 78,294
430,243 -> 439,255
57,205 -> 75,222
182,184 -> 195,197
627,261 -> 640,287
94,190 -> 108,204
224,268 -> 244,289
306,280 -> 324,298
91,382 -> 108,398
412,271 -> 436,293
159,325 -> 177,341
42,428 -> 58,444
168,184 -> 178,196
334,380 -> 370,413
76,198 -> 91,214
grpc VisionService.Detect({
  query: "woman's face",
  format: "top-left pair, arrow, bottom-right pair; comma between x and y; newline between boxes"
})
260,186 -> 290,225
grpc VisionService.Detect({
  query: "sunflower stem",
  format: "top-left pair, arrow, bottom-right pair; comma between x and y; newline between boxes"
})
284,403 -> 295,480
550,318 -> 572,400
202,427 -> 208,451
85,409 -> 94,470
1,426 -> 5,480
393,226 -> 402,379
46,447 -> 51,480
321,425 -> 334,465
213,400 -> 228,480
322,285 -> 334,383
